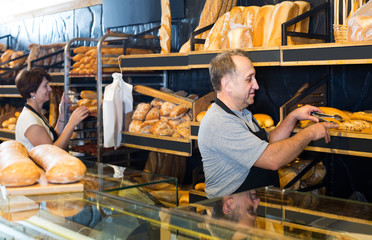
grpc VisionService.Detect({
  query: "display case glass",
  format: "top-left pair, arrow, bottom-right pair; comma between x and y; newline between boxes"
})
178,186 -> 372,239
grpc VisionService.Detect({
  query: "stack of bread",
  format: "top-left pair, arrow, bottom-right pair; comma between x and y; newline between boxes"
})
278,159 -> 326,191
300,106 -> 372,133
181,1 -> 314,52
27,43 -> 65,72
128,89 -> 197,139
0,49 -> 27,79
70,90 -> 98,117
0,141 -> 86,187
70,46 -> 153,75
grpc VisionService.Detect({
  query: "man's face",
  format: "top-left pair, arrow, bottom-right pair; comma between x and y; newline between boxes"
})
234,190 -> 260,226
229,55 -> 258,110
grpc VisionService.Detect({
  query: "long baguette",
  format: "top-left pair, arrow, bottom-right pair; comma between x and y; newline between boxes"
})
29,144 -> 86,183
160,0 -> 171,54
0,141 -> 40,186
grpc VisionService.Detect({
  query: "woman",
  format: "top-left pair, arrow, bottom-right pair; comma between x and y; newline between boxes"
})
15,68 -> 89,151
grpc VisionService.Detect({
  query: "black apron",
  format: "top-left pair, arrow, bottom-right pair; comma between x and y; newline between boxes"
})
214,98 -> 279,193
25,104 -> 59,142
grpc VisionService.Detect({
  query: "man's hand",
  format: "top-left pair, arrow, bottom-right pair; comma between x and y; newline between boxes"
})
307,121 -> 339,143
290,105 -> 322,122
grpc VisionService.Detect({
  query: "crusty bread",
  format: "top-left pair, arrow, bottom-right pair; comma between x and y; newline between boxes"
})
128,120 -> 142,133
145,107 -> 160,121
339,120 -> 371,131
132,103 -> 152,121
149,121 -> 174,136
243,6 -> 260,29
0,141 -> 40,187
318,107 -> 351,121
160,0 -> 171,53
29,144 -> 86,183
266,1 -> 299,47
253,5 -> 275,47
350,111 -> 372,122
159,102 -> 177,116
169,104 -> 189,119
221,27 -> 254,49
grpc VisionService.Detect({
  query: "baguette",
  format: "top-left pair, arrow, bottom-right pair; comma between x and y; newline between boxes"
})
160,0 -> 171,53
0,141 -> 41,187
29,144 -> 86,183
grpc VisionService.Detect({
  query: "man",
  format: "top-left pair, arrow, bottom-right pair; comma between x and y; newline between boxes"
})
198,49 -> 338,199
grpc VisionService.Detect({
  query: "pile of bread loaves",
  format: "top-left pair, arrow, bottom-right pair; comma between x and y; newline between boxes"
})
181,1 -> 314,52
301,107 -> 372,133
70,46 -> 153,75
128,89 -> 198,138
0,49 -> 27,73
0,141 -> 86,187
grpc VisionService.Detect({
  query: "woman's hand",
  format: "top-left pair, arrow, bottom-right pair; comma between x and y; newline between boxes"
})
58,92 -> 72,120
69,106 -> 89,126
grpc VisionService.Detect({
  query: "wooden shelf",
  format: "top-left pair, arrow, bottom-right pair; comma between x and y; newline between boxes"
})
0,129 -> 15,141
119,43 -> 372,71
294,128 -> 372,158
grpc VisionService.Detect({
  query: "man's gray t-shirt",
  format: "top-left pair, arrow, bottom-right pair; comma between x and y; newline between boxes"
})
198,103 -> 269,199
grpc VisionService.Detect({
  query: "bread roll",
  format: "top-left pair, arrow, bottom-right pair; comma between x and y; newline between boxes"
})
266,1 -> 299,47
29,144 -> 86,183
77,99 -> 92,107
140,120 -> 159,134
194,182 -> 205,191
159,102 -> 177,116
253,5 -> 275,47
0,49 -> 15,65
151,98 -> 164,108
160,0 -> 171,53
132,103 -> 152,121
80,90 -> 97,100
149,121 -> 174,136
169,104 -> 189,119
0,141 -> 40,186
339,120 -> 371,131
73,46 -> 93,54
128,120 -> 142,133
145,107 -> 160,121
278,166 -> 300,190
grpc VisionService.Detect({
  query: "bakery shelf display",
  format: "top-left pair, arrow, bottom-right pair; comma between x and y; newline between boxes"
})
122,85 -> 215,156
119,42 -> 372,70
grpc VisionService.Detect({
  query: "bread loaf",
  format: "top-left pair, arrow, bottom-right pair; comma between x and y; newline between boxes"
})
288,1 -> 311,45
29,144 -> 86,183
221,27 -> 254,49
318,107 -> 351,121
253,5 -> 275,47
159,102 -> 176,116
0,49 -> 15,66
350,111 -> 372,122
0,141 -> 40,186
128,120 -> 142,133
145,107 -> 160,121
9,51 -> 27,68
169,104 -> 189,119
160,0 -> 171,53
266,1 -> 299,47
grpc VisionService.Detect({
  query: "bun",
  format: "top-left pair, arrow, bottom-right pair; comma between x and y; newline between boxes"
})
77,99 -> 92,107
140,120 -> 159,134
151,98 -> 164,108
197,111 -> 207,122
29,144 -> 86,183
149,121 -> 174,136
0,141 -> 40,187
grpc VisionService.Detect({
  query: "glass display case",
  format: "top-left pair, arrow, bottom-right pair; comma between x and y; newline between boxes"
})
177,186 -> 372,240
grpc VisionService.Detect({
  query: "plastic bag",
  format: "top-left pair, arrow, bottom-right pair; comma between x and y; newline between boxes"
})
347,0 -> 372,42
103,73 -> 133,149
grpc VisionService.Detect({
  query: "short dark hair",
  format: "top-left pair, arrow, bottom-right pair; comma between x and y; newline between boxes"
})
209,49 -> 250,91
16,68 -> 51,99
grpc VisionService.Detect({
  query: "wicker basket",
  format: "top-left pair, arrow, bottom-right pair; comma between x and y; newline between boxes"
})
333,24 -> 348,43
